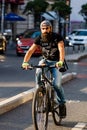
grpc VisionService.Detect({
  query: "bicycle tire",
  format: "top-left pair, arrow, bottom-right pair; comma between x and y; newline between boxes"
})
52,104 -> 62,125
32,86 -> 49,130
47,87 -> 62,125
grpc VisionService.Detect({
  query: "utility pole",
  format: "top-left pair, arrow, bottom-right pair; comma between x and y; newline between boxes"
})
66,0 -> 71,35
1,0 -> 5,34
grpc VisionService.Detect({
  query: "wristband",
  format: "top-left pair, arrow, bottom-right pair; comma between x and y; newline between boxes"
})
22,62 -> 29,67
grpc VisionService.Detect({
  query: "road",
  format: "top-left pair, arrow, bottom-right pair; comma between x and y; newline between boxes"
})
0,48 -> 39,101
0,47 -> 87,130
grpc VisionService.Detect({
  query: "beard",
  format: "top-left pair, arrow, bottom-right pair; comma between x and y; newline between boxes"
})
41,32 -> 52,42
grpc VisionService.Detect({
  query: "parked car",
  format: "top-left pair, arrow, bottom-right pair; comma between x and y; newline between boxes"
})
16,28 -> 39,40
0,33 -> 7,54
65,29 -> 87,48
16,30 -> 42,56
66,29 -> 78,41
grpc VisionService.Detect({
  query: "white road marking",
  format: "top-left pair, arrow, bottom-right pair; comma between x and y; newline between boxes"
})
67,100 -> 80,103
0,59 -> 5,62
2,65 -> 12,67
73,62 -> 78,65
71,122 -> 86,130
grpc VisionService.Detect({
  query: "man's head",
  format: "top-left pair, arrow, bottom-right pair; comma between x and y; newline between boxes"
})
40,20 -> 52,42
40,20 -> 52,28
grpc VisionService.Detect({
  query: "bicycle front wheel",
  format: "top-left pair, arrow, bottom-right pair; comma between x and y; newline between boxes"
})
32,87 -> 48,130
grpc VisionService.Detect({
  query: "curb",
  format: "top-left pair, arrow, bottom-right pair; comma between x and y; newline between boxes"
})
0,72 -> 77,115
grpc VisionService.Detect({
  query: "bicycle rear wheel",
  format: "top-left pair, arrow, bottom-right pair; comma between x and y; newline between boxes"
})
32,86 -> 48,130
52,104 -> 62,125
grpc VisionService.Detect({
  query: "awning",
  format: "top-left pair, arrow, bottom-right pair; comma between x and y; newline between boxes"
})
41,11 -> 58,20
42,13 -> 55,20
4,12 -> 26,21
41,11 -> 66,24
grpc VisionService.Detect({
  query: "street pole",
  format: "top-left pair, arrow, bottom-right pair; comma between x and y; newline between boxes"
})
66,0 -> 71,34
1,0 -> 5,34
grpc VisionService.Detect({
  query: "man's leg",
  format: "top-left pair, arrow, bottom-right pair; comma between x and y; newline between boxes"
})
35,59 -> 45,88
52,68 -> 66,118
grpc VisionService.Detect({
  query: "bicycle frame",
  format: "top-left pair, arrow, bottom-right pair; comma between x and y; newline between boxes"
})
31,64 -> 62,130
31,64 -> 55,87
41,67 -> 53,86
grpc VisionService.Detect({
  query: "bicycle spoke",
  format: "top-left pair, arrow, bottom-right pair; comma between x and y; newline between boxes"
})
32,87 -> 48,130
36,94 -> 47,129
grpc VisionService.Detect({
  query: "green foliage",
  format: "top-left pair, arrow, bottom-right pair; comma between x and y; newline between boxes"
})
52,1 -> 72,18
34,0 -> 48,12
23,0 -> 71,28
79,3 -> 87,21
23,1 -> 34,14
23,0 -> 49,14
23,0 -> 49,27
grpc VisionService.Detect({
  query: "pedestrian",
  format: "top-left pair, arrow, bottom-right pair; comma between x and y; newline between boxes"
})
22,20 -> 66,118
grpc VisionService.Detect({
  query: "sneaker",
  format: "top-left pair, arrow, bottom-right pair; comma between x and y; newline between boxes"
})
59,104 -> 66,118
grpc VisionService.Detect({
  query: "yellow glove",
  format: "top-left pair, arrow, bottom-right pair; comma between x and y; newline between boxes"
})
22,62 -> 29,69
56,61 -> 63,68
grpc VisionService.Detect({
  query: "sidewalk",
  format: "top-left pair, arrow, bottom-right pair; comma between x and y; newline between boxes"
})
66,51 -> 87,62
0,50 -> 87,115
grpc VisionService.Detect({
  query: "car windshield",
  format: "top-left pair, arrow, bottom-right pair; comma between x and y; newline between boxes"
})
31,31 -> 41,38
23,31 -> 41,38
75,31 -> 87,36
70,30 -> 77,35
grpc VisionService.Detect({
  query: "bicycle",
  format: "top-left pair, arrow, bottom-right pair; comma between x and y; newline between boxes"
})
29,64 -> 64,130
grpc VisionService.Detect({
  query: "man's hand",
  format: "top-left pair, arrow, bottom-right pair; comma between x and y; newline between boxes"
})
56,61 -> 63,68
22,62 -> 29,70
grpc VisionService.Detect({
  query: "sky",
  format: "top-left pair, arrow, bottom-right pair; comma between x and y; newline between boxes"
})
70,0 -> 87,22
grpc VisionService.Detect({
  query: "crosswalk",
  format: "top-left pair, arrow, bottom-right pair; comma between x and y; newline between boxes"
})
71,123 -> 87,130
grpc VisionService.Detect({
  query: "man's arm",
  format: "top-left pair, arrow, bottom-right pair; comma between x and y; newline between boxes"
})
22,43 -> 38,69
23,43 -> 38,63
56,40 -> 65,68
58,40 -> 65,62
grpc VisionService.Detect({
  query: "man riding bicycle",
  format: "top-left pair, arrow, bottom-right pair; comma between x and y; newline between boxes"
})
22,20 -> 66,118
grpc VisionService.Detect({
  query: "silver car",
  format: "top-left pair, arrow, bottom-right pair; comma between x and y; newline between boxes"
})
67,29 -> 87,46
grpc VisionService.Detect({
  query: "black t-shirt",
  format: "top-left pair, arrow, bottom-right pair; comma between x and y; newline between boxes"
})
34,32 -> 64,61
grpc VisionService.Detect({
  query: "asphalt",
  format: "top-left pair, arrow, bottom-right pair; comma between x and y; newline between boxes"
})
0,50 -> 87,115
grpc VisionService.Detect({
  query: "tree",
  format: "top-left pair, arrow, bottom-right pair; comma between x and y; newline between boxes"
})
23,0 -> 49,27
79,3 -> 87,25
52,1 -> 71,18
52,1 -> 72,36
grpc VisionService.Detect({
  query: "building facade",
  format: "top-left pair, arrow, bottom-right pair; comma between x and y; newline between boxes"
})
0,0 -> 87,37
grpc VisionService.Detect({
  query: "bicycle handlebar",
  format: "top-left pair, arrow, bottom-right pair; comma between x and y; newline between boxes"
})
22,63 -> 67,72
29,64 -> 56,69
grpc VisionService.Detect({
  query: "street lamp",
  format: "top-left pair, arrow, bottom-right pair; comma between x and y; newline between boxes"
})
1,0 -> 5,34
